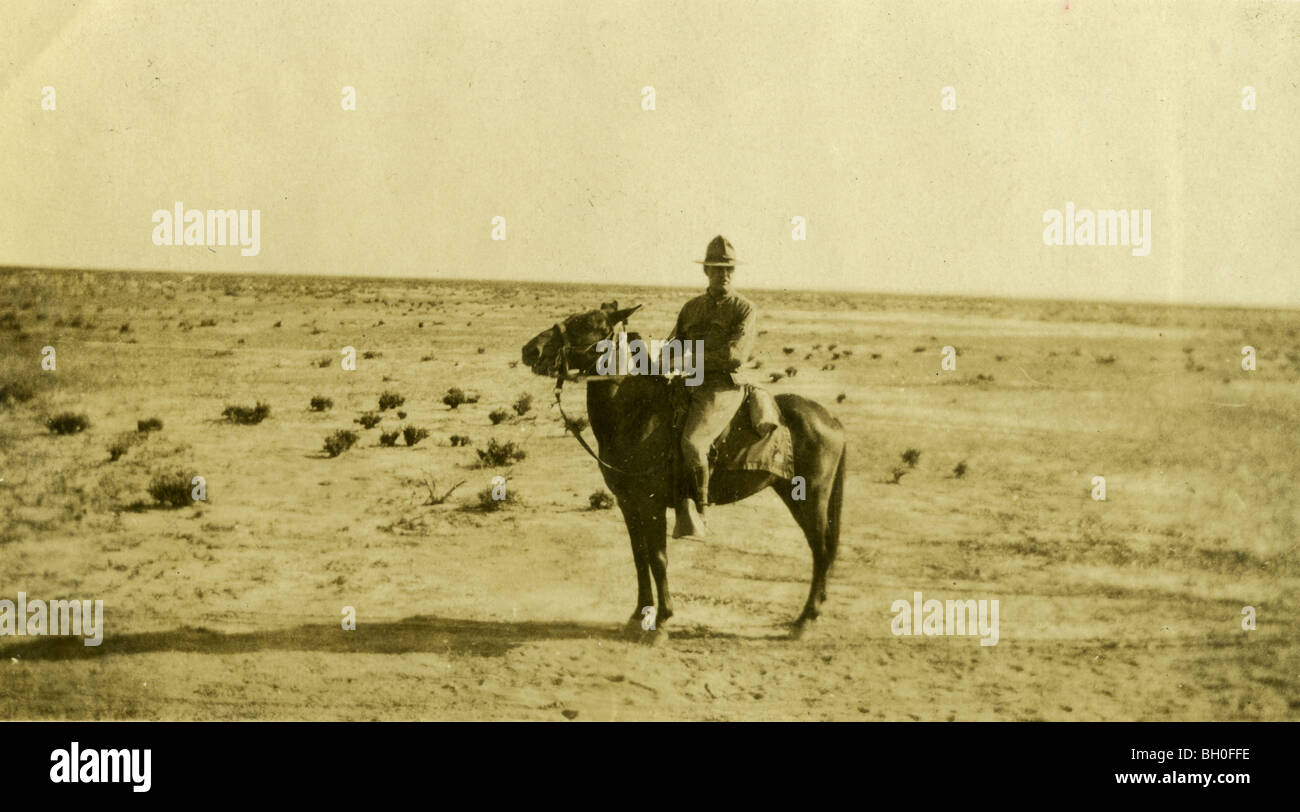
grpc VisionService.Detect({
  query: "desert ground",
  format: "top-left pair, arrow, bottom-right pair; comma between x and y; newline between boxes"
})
0,267 -> 1296,720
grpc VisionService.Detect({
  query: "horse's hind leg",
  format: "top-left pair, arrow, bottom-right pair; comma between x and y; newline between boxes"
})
778,482 -> 832,635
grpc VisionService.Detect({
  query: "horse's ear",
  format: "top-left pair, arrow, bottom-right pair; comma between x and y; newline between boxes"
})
600,300 -> 619,313
608,304 -> 642,325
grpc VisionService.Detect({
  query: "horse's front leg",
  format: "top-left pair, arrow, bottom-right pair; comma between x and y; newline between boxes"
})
619,502 -> 654,632
643,508 -> 672,632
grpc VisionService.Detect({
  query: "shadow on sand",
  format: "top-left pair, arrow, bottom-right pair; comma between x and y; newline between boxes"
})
0,615 -> 751,662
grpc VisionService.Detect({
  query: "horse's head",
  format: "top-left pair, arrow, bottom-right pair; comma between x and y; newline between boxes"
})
521,300 -> 642,378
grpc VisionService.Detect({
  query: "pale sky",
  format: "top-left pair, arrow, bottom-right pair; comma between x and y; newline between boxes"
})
2,0 -> 1297,306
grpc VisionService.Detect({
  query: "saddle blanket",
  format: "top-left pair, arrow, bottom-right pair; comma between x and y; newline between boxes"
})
711,385 -> 795,480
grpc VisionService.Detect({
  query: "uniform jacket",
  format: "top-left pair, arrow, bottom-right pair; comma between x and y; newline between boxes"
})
672,290 -> 757,386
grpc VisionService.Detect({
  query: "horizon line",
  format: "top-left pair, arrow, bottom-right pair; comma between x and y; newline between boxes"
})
2,263 -> 1296,314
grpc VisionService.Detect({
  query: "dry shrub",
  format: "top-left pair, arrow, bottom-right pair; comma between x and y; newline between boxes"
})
323,430 -> 359,457
149,469 -> 197,508
356,412 -> 382,429
476,439 -> 526,467
47,412 -> 90,435
402,426 -> 430,446
222,402 -> 271,425
475,485 -> 518,511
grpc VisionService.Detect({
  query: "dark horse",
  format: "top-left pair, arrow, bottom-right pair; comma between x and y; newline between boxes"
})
521,301 -> 847,639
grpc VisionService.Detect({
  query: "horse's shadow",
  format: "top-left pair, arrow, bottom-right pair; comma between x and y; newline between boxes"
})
0,615 -> 748,662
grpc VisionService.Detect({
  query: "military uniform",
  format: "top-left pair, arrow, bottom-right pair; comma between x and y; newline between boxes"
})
671,235 -> 757,540
673,290 -> 756,472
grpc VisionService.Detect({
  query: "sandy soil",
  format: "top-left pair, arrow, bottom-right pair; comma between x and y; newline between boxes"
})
1,268 -> 1296,720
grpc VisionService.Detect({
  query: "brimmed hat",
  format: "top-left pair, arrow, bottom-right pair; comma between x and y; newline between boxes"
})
693,235 -> 742,267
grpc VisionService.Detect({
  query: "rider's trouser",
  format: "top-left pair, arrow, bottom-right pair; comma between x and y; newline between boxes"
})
679,376 -> 746,502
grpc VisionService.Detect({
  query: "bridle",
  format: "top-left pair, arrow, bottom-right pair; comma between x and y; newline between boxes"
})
549,317 -> 667,479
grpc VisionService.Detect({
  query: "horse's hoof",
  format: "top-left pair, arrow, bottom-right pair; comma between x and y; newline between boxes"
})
622,624 -> 668,646
789,618 -> 816,640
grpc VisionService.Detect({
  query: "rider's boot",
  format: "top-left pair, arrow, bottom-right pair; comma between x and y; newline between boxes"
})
672,465 -> 709,540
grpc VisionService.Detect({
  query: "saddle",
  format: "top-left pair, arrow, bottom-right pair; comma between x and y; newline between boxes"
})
670,382 -> 795,480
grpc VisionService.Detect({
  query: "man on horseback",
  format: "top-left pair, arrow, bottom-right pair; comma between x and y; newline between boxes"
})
520,272 -> 846,633
669,235 -> 757,540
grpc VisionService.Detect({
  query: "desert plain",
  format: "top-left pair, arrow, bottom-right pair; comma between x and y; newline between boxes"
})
0,267 -> 1296,720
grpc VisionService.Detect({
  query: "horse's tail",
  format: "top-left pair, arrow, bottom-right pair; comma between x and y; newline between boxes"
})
825,443 -> 846,567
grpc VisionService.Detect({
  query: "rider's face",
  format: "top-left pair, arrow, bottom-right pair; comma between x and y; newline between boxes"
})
705,266 -> 734,294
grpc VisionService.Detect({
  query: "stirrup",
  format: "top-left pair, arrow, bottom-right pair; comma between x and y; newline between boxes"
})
672,499 -> 708,540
